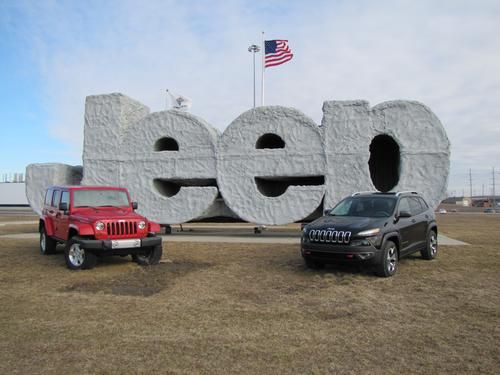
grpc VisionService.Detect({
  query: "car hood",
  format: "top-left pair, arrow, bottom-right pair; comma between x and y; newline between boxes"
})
71,209 -> 146,224
305,215 -> 389,234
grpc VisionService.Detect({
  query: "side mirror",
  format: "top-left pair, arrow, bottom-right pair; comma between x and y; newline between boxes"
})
59,202 -> 68,212
132,202 -> 138,210
323,208 -> 331,216
398,210 -> 412,218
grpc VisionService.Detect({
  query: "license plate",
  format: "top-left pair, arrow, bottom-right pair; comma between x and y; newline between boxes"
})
111,239 -> 141,249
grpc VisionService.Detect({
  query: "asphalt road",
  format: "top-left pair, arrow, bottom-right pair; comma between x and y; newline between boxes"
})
0,207 -> 468,245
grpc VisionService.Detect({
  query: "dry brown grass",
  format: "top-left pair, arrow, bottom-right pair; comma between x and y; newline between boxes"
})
0,214 -> 499,374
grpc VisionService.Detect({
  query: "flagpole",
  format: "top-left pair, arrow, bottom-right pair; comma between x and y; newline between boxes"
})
261,31 -> 265,106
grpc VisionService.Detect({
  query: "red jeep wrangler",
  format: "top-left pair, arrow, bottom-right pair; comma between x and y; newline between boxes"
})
39,185 -> 163,270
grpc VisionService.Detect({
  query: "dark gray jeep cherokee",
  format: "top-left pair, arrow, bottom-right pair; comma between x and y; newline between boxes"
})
301,191 -> 438,277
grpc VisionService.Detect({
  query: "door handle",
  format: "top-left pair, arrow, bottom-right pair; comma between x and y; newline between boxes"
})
411,219 -> 416,223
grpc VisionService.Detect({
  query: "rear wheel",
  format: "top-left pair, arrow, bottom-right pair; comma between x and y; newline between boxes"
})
421,230 -> 438,260
40,226 -> 57,255
64,238 -> 97,270
375,240 -> 398,277
132,244 -> 163,266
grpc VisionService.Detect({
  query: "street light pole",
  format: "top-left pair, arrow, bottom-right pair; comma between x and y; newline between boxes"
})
248,44 -> 260,108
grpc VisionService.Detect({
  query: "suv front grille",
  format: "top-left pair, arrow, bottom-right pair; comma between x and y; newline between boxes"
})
308,229 -> 351,244
106,221 -> 138,237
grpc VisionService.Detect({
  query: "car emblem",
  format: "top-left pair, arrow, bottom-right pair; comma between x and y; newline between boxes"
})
327,227 -> 335,231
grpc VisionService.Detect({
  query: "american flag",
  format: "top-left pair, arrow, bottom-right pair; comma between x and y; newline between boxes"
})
265,40 -> 293,68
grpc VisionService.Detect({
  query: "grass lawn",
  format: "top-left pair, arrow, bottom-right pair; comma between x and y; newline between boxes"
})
0,214 -> 499,374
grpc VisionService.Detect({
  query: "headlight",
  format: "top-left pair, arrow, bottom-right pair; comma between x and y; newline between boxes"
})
138,221 -> 146,230
357,228 -> 380,237
95,221 -> 105,231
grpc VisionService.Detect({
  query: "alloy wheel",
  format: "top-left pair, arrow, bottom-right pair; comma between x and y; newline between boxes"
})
68,243 -> 85,266
387,246 -> 397,273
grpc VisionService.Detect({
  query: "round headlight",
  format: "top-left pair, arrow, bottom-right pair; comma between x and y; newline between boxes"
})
95,221 -> 105,231
138,221 -> 146,230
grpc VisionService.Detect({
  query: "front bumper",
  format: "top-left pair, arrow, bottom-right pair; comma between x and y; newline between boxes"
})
76,235 -> 162,255
301,241 -> 382,264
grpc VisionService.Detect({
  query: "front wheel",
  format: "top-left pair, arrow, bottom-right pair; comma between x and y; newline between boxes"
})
421,230 -> 438,260
64,238 -> 97,270
132,244 -> 163,266
375,240 -> 398,277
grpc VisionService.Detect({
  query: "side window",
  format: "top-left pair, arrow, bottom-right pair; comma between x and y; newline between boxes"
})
61,191 -> 70,208
44,189 -> 53,205
398,198 -> 411,215
409,197 -> 424,215
418,197 -> 429,210
52,190 -> 61,208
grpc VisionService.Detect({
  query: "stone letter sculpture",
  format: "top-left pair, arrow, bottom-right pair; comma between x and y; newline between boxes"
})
217,106 -> 326,224
26,93 -> 450,224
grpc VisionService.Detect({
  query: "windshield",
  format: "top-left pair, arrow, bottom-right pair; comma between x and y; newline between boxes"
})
73,190 -> 130,208
328,196 -> 397,218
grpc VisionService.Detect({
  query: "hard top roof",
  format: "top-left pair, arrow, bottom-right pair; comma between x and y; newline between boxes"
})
47,185 -> 128,191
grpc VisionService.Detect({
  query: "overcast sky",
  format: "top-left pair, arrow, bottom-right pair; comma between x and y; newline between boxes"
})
1,0 -> 499,196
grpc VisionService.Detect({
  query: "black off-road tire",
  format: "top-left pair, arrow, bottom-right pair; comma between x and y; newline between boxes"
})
375,240 -> 398,277
421,230 -> 438,260
40,226 -> 57,255
304,257 -> 325,270
133,244 -> 163,266
64,237 -> 97,270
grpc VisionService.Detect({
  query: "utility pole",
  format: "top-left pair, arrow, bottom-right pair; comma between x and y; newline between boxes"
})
469,168 -> 473,198
493,167 -> 496,208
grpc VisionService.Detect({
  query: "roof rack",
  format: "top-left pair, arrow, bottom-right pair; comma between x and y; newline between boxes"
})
395,191 -> 419,196
351,191 -> 379,196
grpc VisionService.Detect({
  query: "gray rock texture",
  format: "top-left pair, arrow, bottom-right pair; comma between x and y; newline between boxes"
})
25,93 -> 450,223
321,100 -> 450,209
120,110 -> 220,224
82,93 -> 150,185
25,163 -> 83,215
81,93 -> 222,223
217,106 -> 326,225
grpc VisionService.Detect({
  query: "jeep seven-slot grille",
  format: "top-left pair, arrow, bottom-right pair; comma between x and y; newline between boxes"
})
106,221 -> 138,236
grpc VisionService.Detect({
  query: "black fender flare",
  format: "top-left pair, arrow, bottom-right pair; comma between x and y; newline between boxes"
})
427,222 -> 438,236
381,231 -> 401,251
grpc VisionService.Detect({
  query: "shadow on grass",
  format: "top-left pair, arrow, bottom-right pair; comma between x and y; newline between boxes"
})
59,260 -> 213,297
